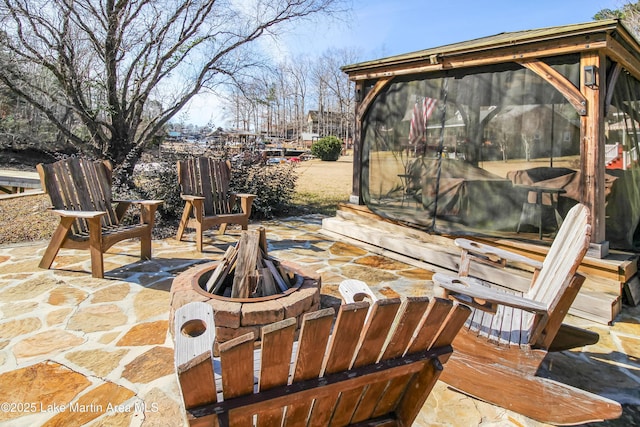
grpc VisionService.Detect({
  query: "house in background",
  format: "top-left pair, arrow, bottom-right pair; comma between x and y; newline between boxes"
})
300,132 -> 319,148
307,110 -> 344,137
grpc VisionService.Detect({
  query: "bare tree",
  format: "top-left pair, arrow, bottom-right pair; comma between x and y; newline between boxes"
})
319,48 -> 358,143
224,61 -> 302,143
0,0 -> 348,182
221,47 -> 357,146
310,47 -> 358,142
285,56 -> 311,142
594,2 -> 640,39
226,86 -> 254,132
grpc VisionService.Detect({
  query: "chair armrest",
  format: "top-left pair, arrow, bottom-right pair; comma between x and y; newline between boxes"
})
234,193 -> 257,199
114,199 -> 163,206
180,195 -> 205,202
112,200 -> 163,223
339,279 -> 378,304
455,238 -> 543,270
131,200 -> 164,206
433,273 -> 548,314
51,209 -> 107,219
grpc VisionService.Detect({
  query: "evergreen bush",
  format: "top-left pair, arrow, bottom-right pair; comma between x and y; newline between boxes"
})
231,162 -> 298,218
310,136 -> 342,161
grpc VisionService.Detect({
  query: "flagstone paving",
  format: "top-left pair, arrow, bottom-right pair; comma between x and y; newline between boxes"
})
0,214 -> 638,426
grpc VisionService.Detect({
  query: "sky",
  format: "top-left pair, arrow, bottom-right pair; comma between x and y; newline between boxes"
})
182,0 -> 622,126
285,0 -> 622,60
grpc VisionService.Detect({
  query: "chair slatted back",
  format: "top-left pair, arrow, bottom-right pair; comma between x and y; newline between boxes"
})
526,204 -> 590,314
175,298 -> 470,426
177,157 -> 233,216
37,158 -> 119,235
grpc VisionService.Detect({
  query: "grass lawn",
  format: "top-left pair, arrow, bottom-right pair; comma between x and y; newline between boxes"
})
290,156 -> 352,215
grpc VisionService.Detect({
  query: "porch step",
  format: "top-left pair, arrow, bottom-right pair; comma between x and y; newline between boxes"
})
321,204 -> 632,325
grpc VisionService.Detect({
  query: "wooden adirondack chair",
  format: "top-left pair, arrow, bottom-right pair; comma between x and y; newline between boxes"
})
176,157 -> 256,252
339,278 -> 378,304
174,297 -> 470,426
432,203 -> 622,425
37,157 -> 162,278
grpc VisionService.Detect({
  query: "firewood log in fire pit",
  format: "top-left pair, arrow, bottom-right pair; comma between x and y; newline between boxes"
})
203,227 -> 296,298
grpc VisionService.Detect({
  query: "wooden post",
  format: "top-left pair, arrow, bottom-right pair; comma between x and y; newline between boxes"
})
351,81 -> 365,205
580,51 -> 607,246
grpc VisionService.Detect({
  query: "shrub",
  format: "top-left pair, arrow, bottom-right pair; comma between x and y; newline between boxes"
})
134,162 -> 183,221
231,162 -> 298,218
113,161 -> 182,235
310,136 -> 342,161
126,158 -> 298,223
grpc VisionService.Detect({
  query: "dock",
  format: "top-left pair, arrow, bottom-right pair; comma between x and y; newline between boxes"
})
0,169 -> 41,194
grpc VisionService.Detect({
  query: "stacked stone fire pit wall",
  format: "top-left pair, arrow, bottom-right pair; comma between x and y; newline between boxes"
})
170,260 -> 321,348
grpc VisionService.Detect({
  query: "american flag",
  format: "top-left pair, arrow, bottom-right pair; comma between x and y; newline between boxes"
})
409,97 -> 437,145
423,97 -> 437,126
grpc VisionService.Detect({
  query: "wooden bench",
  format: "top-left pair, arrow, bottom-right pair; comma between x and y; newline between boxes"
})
433,203 -> 622,424
174,297 -> 470,426
37,157 -> 162,278
176,157 -> 256,252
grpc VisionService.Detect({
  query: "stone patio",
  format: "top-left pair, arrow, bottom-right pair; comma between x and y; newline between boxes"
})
0,214 -> 639,426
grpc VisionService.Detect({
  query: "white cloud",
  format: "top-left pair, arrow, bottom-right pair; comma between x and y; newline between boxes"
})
179,93 -> 229,127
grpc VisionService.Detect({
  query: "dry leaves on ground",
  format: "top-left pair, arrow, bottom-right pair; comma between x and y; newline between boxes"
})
0,193 -> 57,244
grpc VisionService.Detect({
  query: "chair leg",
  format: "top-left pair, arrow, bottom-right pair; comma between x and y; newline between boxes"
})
397,358 -> 444,425
458,250 -> 471,277
140,205 -> 154,260
88,217 -> 104,278
239,196 -> 254,232
176,203 -> 192,241
39,217 -> 74,269
219,223 -> 228,235
141,228 -> 152,260
195,222 -> 203,252
236,217 -> 249,232
192,200 -> 205,252
240,195 -> 255,218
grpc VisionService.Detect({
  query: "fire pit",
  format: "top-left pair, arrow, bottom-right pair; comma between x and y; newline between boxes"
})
170,228 -> 321,349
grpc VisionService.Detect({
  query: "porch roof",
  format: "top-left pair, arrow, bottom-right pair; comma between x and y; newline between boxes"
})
342,19 -> 638,77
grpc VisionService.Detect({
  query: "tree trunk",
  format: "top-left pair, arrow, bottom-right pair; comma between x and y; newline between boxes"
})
113,143 -> 143,188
